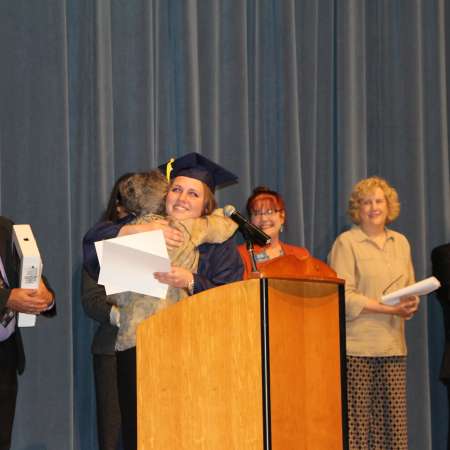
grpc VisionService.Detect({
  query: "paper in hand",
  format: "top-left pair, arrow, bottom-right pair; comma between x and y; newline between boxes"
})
381,276 -> 441,305
95,230 -> 171,298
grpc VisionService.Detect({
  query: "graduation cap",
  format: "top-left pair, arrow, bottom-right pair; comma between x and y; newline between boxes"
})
159,152 -> 238,192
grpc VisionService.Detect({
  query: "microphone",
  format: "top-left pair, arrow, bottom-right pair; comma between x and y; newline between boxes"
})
223,205 -> 271,246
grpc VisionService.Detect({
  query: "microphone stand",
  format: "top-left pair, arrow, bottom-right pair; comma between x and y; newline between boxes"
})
243,230 -> 258,273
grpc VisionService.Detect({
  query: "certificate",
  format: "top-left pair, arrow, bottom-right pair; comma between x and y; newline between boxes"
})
95,230 -> 171,297
381,276 -> 441,305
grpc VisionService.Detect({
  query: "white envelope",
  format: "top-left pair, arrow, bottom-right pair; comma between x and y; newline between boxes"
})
95,230 -> 171,297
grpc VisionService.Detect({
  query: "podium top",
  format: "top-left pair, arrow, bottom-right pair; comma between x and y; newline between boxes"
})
248,255 -> 343,284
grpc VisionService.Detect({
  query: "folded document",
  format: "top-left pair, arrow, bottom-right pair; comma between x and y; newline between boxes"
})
381,276 -> 441,305
95,230 -> 171,297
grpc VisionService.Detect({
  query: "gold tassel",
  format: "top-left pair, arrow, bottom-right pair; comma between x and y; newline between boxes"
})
166,157 -> 175,181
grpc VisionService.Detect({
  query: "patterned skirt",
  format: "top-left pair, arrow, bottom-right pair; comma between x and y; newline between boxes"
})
346,356 -> 408,450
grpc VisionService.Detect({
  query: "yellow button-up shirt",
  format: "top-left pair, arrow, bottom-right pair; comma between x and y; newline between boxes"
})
328,226 -> 416,356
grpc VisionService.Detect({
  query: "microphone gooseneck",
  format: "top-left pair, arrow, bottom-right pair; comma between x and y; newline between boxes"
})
223,205 -> 271,246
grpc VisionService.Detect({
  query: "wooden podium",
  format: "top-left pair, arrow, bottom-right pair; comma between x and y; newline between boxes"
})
136,259 -> 347,450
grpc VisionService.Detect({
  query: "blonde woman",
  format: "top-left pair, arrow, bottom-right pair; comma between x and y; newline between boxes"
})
328,176 -> 419,450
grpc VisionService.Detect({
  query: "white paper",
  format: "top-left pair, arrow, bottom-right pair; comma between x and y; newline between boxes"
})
13,224 -> 42,328
95,241 -> 104,265
381,276 -> 441,305
95,230 -> 171,297
18,313 -> 36,327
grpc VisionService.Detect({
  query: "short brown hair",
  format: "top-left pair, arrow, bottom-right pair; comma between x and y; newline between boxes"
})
347,176 -> 400,225
120,170 -> 169,216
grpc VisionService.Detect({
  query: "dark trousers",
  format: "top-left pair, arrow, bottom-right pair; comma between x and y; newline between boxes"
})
116,347 -> 137,450
93,354 -> 122,450
0,336 -> 18,450
447,382 -> 450,450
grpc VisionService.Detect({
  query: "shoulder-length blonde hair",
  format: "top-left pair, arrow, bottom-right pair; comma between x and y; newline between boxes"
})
347,176 -> 400,225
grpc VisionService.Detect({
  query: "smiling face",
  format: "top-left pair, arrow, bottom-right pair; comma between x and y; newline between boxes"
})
249,196 -> 285,242
358,187 -> 388,233
165,176 -> 206,220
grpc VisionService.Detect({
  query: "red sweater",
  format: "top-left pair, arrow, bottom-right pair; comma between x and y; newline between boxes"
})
237,241 -> 310,280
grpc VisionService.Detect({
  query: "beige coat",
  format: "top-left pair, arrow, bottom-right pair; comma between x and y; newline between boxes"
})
328,226 -> 416,357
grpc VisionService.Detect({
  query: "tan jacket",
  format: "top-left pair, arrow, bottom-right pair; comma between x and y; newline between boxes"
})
328,226 -> 416,357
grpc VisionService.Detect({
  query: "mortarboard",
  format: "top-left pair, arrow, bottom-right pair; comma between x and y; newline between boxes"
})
159,152 -> 238,192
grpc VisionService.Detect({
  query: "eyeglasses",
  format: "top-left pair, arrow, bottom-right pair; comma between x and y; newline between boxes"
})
250,209 -> 282,218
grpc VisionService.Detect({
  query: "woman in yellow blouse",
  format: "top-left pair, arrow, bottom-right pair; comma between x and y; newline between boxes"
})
328,176 -> 419,450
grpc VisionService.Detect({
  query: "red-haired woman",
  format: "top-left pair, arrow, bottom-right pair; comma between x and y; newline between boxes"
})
237,186 -> 309,278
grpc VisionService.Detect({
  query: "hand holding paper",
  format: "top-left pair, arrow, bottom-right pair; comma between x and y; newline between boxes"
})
381,276 -> 441,305
95,230 -> 171,297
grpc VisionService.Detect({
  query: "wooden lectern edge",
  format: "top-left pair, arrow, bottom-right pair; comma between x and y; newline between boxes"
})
243,254 -> 344,285
248,272 -> 345,285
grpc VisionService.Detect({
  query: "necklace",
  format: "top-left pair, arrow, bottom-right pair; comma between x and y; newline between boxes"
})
255,246 -> 284,262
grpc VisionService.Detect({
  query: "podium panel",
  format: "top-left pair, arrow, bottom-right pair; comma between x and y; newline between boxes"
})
136,277 -> 347,450
267,279 -> 345,449
137,280 -> 264,450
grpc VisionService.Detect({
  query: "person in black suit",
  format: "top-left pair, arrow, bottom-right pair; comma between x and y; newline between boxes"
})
0,216 -> 55,450
81,173 -> 133,450
431,243 -> 450,450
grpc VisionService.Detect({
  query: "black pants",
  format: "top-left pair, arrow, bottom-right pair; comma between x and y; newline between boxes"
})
116,347 -> 137,450
447,382 -> 450,450
93,354 -> 122,450
0,336 -> 18,450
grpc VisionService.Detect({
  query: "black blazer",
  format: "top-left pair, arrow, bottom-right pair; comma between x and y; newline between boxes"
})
431,243 -> 450,382
0,216 -> 55,374
81,268 -> 118,356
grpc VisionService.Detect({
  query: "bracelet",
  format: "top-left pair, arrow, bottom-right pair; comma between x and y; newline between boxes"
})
187,277 -> 195,295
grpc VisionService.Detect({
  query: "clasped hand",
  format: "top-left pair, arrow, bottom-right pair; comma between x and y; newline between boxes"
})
6,280 -> 53,314
120,219 -> 184,249
395,296 -> 419,320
